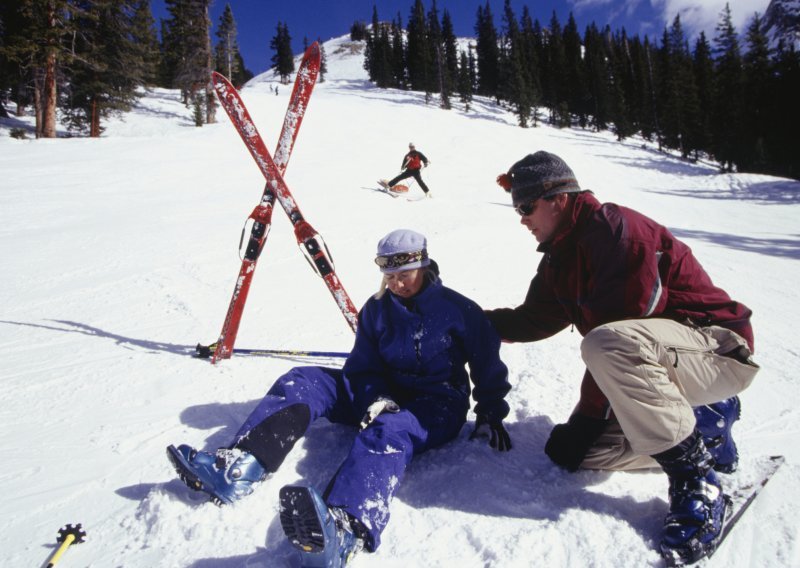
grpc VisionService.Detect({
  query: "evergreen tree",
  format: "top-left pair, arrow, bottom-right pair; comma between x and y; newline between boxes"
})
6,0 -> 80,137
270,22 -> 294,84
545,11 -> 569,126
642,36 -> 661,143
214,3 -> 241,83
441,9 -> 459,99
129,0 -> 159,87
614,28 -> 643,137
363,7 -> 376,78
500,0 -> 532,126
582,23 -> 611,131
0,0 -> 29,116
711,3 -> 744,172
457,49 -> 473,110
741,12 -> 771,172
427,0 -> 450,108
657,15 -> 701,157
474,2 -> 499,98
232,51 -> 253,86
519,7 -> 541,125
364,6 -> 393,88
607,29 -> 637,141
563,12 -> 588,126
406,0 -> 431,94
162,0 -> 215,126
160,0 -> 189,90
688,32 -> 713,157
350,21 -> 368,41
64,0 -> 144,137
390,15 -> 406,88
768,41 -> 800,178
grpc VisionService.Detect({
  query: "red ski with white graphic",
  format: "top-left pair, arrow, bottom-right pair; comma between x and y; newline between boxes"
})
211,53 -> 358,362
210,43 -> 334,362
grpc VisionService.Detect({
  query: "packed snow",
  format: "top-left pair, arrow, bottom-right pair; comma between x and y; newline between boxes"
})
2,35 -> 799,567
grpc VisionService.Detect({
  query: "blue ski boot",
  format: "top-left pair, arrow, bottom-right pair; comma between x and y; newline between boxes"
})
279,485 -> 364,568
694,396 -> 741,473
166,444 -> 267,505
654,431 -> 730,566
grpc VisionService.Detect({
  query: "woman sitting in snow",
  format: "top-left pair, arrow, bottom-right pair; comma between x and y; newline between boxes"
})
167,229 -> 512,567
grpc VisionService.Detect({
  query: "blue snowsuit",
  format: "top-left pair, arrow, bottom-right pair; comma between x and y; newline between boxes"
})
232,276 -> 510,551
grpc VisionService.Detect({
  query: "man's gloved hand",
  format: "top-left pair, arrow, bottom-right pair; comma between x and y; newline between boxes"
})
469,415 -> 512,451
359,397 -> 400,431
544,413 -> 607,472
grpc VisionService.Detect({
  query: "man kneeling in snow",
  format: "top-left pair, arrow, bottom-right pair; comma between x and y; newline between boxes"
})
487,151 -> 758,566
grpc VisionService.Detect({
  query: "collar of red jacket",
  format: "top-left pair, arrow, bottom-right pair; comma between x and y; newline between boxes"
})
536,190 -> 599,253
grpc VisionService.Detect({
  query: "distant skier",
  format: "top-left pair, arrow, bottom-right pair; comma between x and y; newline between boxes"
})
167,229 -> 511,567
488,151 -> 758,566
379,142 -> 432,197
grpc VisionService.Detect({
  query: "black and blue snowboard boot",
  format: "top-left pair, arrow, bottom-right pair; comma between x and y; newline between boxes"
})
654,431 -> 730,567
166,444 -> 267,505
693,396 -> 741,473
279,484 -> 364,568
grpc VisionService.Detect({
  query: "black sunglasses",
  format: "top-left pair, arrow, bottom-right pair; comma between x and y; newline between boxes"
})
515,201 -> 536,216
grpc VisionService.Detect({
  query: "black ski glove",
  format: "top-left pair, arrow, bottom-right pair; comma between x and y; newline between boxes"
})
469,415 -> 512,452
544,414 -> 607,472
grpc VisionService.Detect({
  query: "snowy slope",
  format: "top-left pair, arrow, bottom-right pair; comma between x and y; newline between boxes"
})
1,35 -> 799,567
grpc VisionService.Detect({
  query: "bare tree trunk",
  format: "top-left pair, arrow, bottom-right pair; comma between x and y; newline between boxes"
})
33,73 -> 44,138
15,90 -> 26,116
90,97 -> 100,137
40,1 -> 60,138
42,50 -> 57,138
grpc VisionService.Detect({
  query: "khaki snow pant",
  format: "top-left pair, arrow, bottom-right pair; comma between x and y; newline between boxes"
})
578,318 -> 759,471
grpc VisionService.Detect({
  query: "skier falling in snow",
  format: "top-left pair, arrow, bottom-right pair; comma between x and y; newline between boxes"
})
489,151 -> 759,566
378,142 -> 432,197
167,229 -> 512,567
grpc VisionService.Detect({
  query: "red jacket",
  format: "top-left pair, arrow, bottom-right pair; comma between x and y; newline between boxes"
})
486,191 -> 754,418
402,150 -> 428,171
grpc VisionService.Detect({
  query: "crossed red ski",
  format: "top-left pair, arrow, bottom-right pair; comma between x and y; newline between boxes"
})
210,44 -> 358,361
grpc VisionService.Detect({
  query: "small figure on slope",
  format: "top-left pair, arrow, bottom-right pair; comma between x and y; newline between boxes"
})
378,142 -> 432,197
488,151 -> 758,566
167,229 -> 511,567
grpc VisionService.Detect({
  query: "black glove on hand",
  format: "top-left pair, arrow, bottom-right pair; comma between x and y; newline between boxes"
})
544,414 -> 607,472
469,415 -> 512,451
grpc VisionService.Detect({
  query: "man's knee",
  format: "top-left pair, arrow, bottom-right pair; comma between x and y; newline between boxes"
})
581,323 -> 639,363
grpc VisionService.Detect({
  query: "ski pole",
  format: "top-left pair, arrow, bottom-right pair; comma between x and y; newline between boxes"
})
232,347 -> 349,358
195,343 -> 348,359
46,524 -> 86,568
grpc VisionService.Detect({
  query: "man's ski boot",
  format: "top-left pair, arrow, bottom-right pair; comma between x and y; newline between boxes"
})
166,444 -> 267,505
654,431 -> 730,566
279,484 -> 364,568
693,396 -> 741,473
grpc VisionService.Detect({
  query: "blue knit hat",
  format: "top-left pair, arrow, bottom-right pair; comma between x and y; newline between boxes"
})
375,229 -> 430,273
507,151 -> 581,207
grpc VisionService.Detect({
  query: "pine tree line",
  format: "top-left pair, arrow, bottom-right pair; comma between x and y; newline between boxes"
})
0,0 -> 253,137
361,1 -> 799,179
